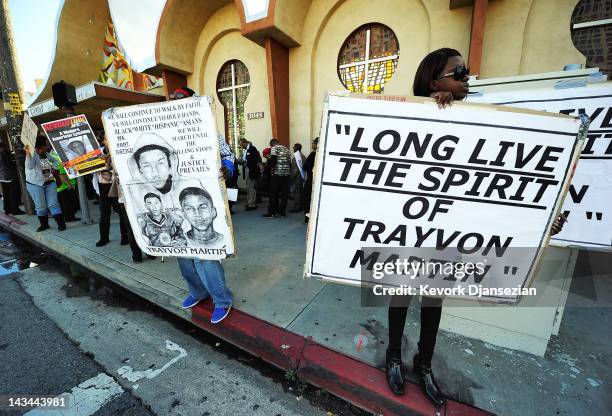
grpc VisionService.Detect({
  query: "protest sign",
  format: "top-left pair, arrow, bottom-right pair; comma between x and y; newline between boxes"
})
470,84 -> 612,250
20,113 -> 38,150
41,114 -> 106,179
305,93 -> 582,303
102,96 -> 235,260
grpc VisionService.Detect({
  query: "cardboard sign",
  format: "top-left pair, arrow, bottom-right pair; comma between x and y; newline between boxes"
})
102,96 -> 235,260
41,115 -> 106,178
470,84 -> 612,249
20,113 -> 38,150
305,93 -> 582,303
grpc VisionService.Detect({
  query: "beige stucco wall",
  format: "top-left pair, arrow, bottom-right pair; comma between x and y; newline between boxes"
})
289,0 -> 471,147
190,4 -> 272,154
481,0 -> 584,78
519,0 -> 585,74
273,0 -> 312,46
32,0 -> 110,104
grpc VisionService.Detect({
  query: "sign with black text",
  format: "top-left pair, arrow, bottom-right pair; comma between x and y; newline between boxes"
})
102,97 -> 235,260
305,93 -> 582,303
470,84 -> 612,249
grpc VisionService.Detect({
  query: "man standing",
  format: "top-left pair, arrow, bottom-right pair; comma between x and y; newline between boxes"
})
290,143 -> 306,213
238,138 -> 261,211
169,87 -> 234,325
263,139 -> 291,218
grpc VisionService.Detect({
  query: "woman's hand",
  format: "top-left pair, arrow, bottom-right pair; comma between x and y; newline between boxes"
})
551,213 -> 568,236
430,91 -> 454,108
23,145 -> 32,156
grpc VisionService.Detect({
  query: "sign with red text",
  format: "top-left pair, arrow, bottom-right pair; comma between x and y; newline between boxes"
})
305,93 -> 582,303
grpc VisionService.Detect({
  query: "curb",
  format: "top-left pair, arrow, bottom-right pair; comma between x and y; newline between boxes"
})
1,212 -> 494,416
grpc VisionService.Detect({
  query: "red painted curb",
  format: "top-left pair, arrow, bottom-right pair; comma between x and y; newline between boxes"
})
0,212 -> 26,230
192,301 -> 494,416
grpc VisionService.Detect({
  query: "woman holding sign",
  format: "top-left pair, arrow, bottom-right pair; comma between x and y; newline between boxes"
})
24,135 -> 66,232
386,48 -> 567,406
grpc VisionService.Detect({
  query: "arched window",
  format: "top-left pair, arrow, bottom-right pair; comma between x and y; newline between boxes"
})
571,0 -> 612,76
216,60 -> 250,155
337,23 -> 400,94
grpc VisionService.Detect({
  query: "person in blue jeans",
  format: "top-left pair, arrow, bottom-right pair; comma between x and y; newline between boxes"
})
171,87 -> 234,324
24,136 -> 66,232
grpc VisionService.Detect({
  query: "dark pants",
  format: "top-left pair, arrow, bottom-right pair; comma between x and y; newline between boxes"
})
119,203 -> 142,262
268,175 -> 290,215
388,296 -> 443,366
98,183 -> 127,242
58,188 -> 79,219
2,180 -> 22,214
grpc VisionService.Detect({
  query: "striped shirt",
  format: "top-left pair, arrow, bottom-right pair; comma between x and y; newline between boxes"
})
270,144 -> 291,176
218,132 -> 235,176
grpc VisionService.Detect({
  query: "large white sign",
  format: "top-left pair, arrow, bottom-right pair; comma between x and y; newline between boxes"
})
102,97 -> 235,260
306,93 -> 582,303
470,85 -> 612,249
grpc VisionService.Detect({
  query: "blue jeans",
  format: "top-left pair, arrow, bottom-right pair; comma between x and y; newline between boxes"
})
177,258 -> 233,308
26,181 -> 61,216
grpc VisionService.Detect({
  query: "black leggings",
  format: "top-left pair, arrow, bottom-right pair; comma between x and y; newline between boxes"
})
388,296 -> 443,366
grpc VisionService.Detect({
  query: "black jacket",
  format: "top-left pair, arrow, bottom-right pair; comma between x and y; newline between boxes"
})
244,144 -> 262,179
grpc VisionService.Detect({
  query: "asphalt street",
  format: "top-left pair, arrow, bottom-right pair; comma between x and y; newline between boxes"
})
0,233 -> 366,416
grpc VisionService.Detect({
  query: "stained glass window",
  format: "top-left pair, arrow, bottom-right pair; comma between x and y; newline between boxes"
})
216,60 -> 251,156
338,23 -> 400,94
571,0 -> 612,76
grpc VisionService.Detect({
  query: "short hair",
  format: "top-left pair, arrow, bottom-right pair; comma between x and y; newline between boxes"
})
413,48 -> 462,98
134,144 -> 171,169
294,143 -> 302,151
35,135 -> 47,149
270,139 -> 279,146
143,192 -> 161,203
179,187 -> 213,206
239,138 -> 248,144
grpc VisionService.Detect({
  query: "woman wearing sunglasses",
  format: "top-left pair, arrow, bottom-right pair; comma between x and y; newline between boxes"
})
384,48 -> 468,407
385,48 -> 567,406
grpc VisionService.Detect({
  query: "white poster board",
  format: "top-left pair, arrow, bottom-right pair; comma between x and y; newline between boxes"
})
20,113 -> 38,150
470,84 -> 612,249
306,93 -> 582,303
102,96 -> 235,260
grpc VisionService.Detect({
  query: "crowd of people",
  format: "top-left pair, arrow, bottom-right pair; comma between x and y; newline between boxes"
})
0,48 -> 570,408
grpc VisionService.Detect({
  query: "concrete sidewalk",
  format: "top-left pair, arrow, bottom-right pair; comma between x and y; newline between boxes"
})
1,201 -> 609,416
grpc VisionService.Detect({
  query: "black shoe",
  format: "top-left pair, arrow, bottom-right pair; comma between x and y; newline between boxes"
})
36,216 -> 50,232
54,214 -> 66,231
12,209 -> 25,215
132,256 -> 142,263
277,213 -> 286,218
96,239 -> 109,247
245,206 -> 257,211
386,349 -> 405,395
65,216 -> 81,222
262,213 -> 276,218
413,354 -> 446,407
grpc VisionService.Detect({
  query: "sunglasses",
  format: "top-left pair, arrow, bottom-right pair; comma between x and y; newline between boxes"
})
437,65 -> 470,81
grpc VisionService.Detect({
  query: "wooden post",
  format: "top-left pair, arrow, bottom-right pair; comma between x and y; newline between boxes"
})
265,37 -> 290,147
468,0 -> 488,77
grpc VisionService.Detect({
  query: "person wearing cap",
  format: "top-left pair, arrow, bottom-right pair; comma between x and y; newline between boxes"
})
168,87 -> 234,324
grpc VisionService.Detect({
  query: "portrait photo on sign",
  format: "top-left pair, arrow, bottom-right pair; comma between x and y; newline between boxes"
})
102,96 -> 235,260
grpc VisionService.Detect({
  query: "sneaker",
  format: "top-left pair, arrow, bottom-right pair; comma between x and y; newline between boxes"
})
262,213 -> 276,218
211,306 -> 231,324
182,295 -> 203,309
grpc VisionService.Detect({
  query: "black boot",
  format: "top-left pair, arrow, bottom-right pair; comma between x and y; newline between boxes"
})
54,214 -> 66,231
413,354 -> 445,407
36,216 -> 49,232
385,348 -> 405,395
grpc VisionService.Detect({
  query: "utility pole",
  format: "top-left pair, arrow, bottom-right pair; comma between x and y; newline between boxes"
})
0,0 -> 34,214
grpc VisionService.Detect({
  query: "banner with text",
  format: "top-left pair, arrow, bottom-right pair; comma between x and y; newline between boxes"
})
305,93 -> 582,303
102,96 -> 235,260
470,84 -> 612,250
42,115 -> 106,179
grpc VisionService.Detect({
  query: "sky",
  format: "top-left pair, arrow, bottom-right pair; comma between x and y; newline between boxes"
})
9,0 -> 166,105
